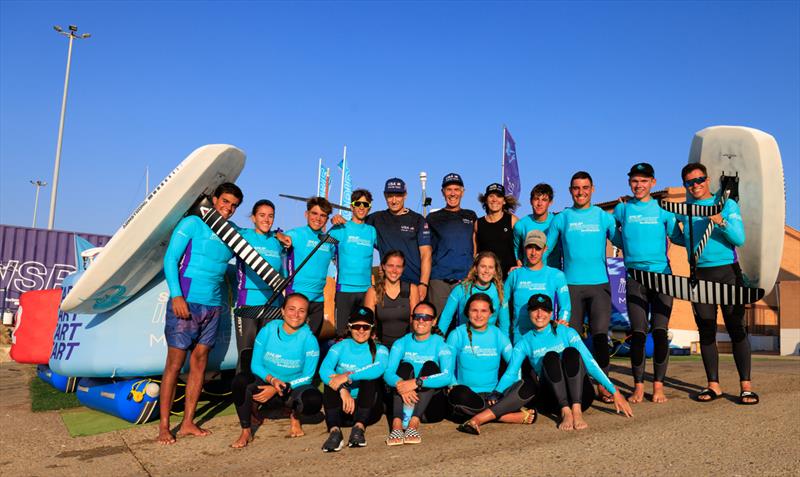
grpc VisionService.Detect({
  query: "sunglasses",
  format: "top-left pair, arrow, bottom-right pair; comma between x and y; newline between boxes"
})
352,201 -> 372,209
683,176 -> 707,188
348,323 -> 373,331
412,313 -> 435,322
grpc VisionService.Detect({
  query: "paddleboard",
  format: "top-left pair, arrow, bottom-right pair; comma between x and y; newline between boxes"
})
60,145 -> 246,314
688,126 -> 785,294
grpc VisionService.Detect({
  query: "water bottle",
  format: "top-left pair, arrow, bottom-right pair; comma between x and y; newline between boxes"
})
402,402 -> 414,428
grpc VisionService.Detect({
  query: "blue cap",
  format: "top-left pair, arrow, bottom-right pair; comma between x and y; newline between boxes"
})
384,178 -> 407,194
442,172 -> 464,188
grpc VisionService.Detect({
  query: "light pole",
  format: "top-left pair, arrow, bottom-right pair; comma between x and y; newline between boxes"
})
48,24 -> 91,230
419,171 -> 428,217
30,180 -> 48,228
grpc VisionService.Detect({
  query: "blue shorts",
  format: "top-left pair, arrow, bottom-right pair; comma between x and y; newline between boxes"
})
165,301 -> 221,350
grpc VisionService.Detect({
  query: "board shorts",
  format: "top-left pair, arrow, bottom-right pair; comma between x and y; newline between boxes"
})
165,301 -> 221,350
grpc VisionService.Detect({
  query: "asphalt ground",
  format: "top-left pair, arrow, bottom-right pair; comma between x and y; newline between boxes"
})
1,355 -> 799,477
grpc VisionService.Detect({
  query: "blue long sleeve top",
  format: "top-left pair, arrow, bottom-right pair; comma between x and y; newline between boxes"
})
318,338 -> 389,398
251,320 -> 319,387
328,221 -> 378,293
285,225 -> 335,302
678,196 -> 745,268
438,281 -> 510,337
446,325 -> 513,393
504,266 -> 571,340
612,198 -> 683,274
513,213 -> 563,269
496,323 -> 616,394
236,228 -> 286,306
383,333 -> 454,389
545,206 -> 616,285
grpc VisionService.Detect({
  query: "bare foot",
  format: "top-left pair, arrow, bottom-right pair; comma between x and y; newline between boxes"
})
287,414 -> 304,438
652,382 -> 668,403
558,407 -> 574,431
231,429 -> 253,449
156,427 -> 176,445
572,406 -> 589,431
629,383 -> 645,404
177,422 -> 212,437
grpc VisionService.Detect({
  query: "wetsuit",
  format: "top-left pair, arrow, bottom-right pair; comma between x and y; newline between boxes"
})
438,281 -> 511,337
613,198 -> 682,384
384,333 -> 454,423
319,338 -> 389,429
513,213 -> 563,269
475,213 -> 516,278
426,208 -> 478,319
504,266 -> 571,342
545,206 -> 616,374
232,320 -> 322,429
329,221 -> 378,337
374,281 -> 412,349
366,209 -> 430,284
285,225 -> 335,336
163,215 -> 234,350
678,195 -> 749,383
234,228 -> 286,372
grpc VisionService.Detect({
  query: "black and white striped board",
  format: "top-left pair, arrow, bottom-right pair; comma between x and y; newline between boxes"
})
628,268 -> 764,305
191,200 -> 288,293
235,304 -> 284,322
659,200 -> 723,218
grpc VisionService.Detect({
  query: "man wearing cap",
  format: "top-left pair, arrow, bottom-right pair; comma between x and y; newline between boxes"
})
474,182 -> 519,278
513,183 -> 562,270
364,178 -> 432,301
426,173 -> 478,328
544,171 -> 617,402
504,229 -> 570,342
612,163 -> 683,404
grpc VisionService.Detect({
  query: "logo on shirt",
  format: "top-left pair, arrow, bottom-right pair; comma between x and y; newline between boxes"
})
518,280 -> 547,291
568,222 -> 600,233
463,345 -> 498,357
627,214 -> 659,225
400,225 -> 417,234
346,236 -> 373,247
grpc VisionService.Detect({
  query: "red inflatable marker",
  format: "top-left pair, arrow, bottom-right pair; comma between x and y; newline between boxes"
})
10,288 -> 62,364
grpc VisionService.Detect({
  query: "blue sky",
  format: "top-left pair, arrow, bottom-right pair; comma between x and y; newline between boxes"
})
1,1 -> 798,235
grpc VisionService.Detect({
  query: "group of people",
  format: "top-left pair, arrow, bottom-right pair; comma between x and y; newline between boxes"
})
155,162 -> 758,451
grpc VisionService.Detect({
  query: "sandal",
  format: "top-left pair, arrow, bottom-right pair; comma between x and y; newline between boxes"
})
521,407 -> 537,425
456,420 -> 480,435
695,388 -> 721,402
599,393 -> 615,404
385,429 -> 405,446
738,390 -> 759,405
403,427 -> 422,445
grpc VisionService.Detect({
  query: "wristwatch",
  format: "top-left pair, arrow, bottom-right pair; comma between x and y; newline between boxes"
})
415,377 -> 425,389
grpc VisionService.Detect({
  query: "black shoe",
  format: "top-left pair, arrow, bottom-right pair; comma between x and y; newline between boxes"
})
348,426 -> 367,447
322,429 -> 344,452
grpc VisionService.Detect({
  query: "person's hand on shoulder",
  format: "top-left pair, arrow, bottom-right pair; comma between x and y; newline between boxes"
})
330,215 -> 347,226
275,232 -> 292,248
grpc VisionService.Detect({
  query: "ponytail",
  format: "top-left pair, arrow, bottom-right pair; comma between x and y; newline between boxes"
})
466,321 -> 474,353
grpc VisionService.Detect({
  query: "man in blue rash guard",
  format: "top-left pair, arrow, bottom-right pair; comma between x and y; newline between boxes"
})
234,199 -> 286,373
319,306 -> 389,451
545,171 -> 617,402
504,230 -> 570,342
612,163 -> 683,404
328,189 -> 378,337
426,173 -> 478,322
157,182 -> 242,445
277,197 -> 335,337
678,163 -> 756,405
231,293 -> 322,448
513,183 -> 562,269
494,294 -> 632,431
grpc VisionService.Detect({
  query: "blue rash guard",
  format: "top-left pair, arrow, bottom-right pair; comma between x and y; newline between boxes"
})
678,196 -> 745,268
236,228 -> 286,306
383,333 -> 454,389
250,320 -> 319,387
513,213 -> 563,269
612,198 -> 684,273
164,215 -> 234,306
438,282 -> 511,338
426,208 -> 478,280
329,221 -> 378,293
496,323 -> 616,394
285,225 -> 335,302
318,338 -> 389,398
504,266 -> 571,339
546,206 -> 616,285
446,325 -> 512,393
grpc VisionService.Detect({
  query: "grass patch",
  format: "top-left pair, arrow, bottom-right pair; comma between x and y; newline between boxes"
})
29,375 -> 81,412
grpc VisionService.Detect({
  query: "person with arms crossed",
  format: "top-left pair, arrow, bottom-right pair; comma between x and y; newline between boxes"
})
474,183 -> 519,278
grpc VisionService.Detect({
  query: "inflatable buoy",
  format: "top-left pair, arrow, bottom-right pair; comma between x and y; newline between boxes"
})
10,289 -> 62,364
36,364 -> 78,393
76,377 -> 160,424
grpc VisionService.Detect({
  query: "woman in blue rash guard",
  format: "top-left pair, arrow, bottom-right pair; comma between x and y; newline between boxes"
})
230,293 -> 322,448
448,294 -> 537,435
491,294 -> 632,431
438,251 -> 510,337
319,306 -> 389,452
234,199 -> 286,373
383,301 -> 454,446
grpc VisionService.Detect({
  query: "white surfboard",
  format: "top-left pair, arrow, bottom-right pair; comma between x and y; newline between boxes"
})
688,126 -> 785,294
60,144 -> 246,314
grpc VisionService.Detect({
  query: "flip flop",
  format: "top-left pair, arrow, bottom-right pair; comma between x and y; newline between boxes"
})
738,390 -> 759,405
521,407 -> 537,425
695,388 -> 721,402
456,420 -> 480,435
599,393 -> 615,404
385,429 -> 405,446
403,427 -> 422,444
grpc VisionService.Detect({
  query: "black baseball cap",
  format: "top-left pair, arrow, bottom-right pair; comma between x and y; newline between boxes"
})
384,178 -> 407,194
349,306 -> 375,325
441,173 -> 464,188
628,162 -> 655,178
527,294 -> 553,312
485,183 -> 505,196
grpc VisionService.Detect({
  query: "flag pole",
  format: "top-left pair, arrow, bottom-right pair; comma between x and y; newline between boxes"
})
501,125 -> 507,184
340,145 -> 347,208
316,158 -> 322,196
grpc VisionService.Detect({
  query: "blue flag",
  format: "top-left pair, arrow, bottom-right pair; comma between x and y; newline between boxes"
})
317,160 -> 329,199
503,128 -> 521,200
338,158 -> 352,220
